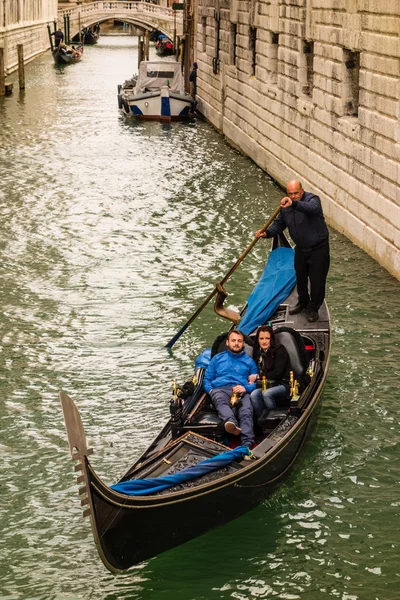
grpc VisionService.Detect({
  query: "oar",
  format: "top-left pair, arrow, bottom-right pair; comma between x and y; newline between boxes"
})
165,205 -> 282,349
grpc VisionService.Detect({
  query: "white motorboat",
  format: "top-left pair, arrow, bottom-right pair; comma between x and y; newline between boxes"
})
118,61 -> 194,121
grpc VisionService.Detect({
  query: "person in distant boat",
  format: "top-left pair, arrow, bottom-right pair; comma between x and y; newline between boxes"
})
249,325 -> 290,420
203,329 -> 258,450
189,62 -> 198,98
51,29 -> 64,48
256,180 -> 330,323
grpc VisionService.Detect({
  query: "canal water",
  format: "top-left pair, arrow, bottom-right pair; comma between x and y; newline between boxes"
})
1,37 -> 399,600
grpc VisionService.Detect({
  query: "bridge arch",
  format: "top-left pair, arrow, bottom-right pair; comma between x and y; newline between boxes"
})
69,17 -> 171,42
59,1 -> 182,43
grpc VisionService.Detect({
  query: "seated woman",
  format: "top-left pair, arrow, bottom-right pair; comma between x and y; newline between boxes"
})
250,325 -> 291,419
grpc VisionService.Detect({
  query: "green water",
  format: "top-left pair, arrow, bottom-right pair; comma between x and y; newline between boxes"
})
0,37 -> 399,600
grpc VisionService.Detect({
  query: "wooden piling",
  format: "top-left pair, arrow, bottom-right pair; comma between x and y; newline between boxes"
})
145,31 -> 149,60
0,48 -> 5,97
17,45 -> 25,90
47,25 -> 54,52
138,38 -> 144,68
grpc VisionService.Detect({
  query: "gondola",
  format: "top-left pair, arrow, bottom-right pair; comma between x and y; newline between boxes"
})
73,28 -> 99,45
155,38 -> 174,56
53,43 -> 83,65
60,231 -> 331,573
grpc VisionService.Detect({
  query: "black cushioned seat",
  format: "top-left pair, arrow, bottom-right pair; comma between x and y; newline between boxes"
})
274,327 -> 308,378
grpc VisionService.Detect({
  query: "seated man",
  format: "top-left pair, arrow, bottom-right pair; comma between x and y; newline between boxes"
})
203,329 -> 258,450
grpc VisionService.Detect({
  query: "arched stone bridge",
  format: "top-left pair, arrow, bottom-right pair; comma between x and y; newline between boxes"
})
58,1 -> 183,40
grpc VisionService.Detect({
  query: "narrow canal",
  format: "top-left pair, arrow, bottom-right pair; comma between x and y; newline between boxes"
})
1,37 -> 399,600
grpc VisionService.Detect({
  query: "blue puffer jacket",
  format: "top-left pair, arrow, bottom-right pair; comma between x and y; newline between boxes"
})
203,350 -> 258,394
266,191 -> 329,249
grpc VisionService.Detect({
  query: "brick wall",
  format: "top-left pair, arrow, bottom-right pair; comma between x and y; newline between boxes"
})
194,0 -> 400,279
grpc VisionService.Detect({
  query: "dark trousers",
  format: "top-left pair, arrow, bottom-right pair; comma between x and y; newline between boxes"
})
295,243 -> 330,311
210,386 -> 254,449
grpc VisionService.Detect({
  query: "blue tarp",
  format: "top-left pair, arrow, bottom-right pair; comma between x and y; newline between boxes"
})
195,348 -> 211,370
110,446 -> 250,496
238,246 -> 296,335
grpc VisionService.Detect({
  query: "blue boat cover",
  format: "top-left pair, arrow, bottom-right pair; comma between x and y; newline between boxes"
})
194,348 -> 211,369
238,246 -> 296,336
110,446 -> 250,496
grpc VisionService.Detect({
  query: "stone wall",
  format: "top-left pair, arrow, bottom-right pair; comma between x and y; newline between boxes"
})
194,0 -> 400,280
0,0 -> 57,73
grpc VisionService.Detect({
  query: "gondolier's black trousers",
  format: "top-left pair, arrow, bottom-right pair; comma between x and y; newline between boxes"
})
295,242 -> 330,312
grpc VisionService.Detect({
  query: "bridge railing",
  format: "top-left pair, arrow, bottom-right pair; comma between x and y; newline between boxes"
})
59,1 -> 180,22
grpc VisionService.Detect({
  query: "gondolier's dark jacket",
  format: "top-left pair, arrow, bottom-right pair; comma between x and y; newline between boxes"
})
266,192 -> 329,250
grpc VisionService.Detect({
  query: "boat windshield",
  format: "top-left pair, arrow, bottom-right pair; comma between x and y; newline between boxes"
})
136,61 -> 184,93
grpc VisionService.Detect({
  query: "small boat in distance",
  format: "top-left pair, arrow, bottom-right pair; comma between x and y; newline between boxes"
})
60,232 -> 331,572
73,27 -> 99,45
117,60 -> 194,121
155,35 -> 174,56
53,43 -> 83,65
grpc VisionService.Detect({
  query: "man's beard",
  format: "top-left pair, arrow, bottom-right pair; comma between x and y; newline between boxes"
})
229,346 -> 243,354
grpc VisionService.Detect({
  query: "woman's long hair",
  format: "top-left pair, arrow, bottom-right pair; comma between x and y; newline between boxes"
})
253,325 -> 276,371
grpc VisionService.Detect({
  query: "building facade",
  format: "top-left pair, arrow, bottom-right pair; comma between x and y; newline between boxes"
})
194,0 -> 400,279
0,0 -> 57,73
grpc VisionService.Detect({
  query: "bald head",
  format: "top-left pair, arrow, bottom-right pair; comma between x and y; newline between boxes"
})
286,180 -> 304,201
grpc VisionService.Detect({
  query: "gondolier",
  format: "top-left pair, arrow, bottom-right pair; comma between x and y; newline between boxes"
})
256,180 -> 330,323
51,28 -> 64,48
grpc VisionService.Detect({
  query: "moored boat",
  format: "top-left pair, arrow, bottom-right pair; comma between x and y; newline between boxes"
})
117,60 -> 194,121
60,231 -> 331,572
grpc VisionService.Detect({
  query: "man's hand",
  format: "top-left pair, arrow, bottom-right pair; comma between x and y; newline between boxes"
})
232,384 -> 246,393
281,196 -> 292,208
256,229 -> 267,238
248,374 -> 258,384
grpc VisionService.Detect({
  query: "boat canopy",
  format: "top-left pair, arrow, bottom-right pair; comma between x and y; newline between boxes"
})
136,61 -> 184,94
238,246 -> 296,335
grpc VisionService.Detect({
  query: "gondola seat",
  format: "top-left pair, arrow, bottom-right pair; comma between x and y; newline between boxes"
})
274,327 -> 308,379
257,408 -> 289,431
188,410 -> 225,442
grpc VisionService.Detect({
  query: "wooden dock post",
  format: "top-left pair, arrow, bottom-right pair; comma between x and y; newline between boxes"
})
47,24 -> 54,52
0,48 -> 5,97
138,37 -> 144,68
145,31 -> 150,60
17,45 -> 25,90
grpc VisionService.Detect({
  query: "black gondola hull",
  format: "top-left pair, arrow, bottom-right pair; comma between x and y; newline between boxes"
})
85,395 -> 319,571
